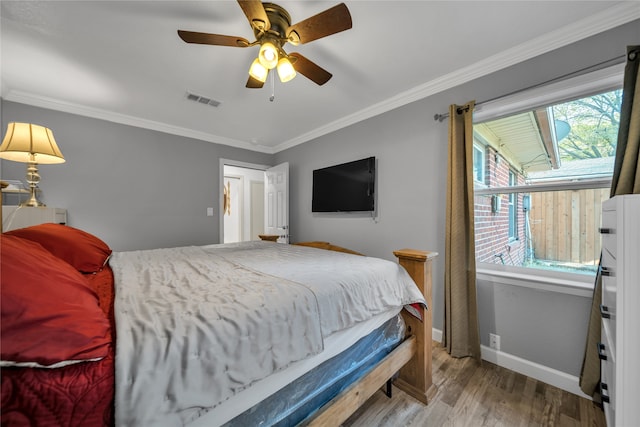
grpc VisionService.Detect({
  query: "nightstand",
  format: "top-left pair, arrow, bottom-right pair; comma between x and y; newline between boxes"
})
2,206 -> 67,232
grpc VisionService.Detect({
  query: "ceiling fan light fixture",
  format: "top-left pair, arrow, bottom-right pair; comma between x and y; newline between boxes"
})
277,57 -> 296,83
258,41 -> 279,69
249,58 -> 268,83
178,1 -> 353,89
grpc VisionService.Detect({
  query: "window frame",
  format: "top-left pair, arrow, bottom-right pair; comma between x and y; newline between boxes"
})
477,264 -> 595,297
471,64 -> 623,290
472,142 -> 486,184
475,178 -> 612,196
473,64 -> 623,124
476,180 -> 612,294
508,170 -> 517,241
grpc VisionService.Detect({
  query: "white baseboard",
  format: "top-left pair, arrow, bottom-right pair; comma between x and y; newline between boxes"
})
432,328 -> 442,343
431,328 -> 590,399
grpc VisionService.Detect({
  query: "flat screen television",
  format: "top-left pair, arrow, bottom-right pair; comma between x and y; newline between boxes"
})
312,157 -> 375,212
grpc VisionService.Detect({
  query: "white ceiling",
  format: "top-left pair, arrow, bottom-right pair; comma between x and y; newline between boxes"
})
1,1 -> 638,154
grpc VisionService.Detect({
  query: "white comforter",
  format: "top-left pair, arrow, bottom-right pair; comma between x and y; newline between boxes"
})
112,241 -> 425,426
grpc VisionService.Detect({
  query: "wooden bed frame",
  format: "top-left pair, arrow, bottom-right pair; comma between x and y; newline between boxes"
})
259,238 -> 438,425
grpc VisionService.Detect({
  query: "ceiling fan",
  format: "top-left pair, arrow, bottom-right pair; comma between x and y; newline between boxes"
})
178,1 -> 352,88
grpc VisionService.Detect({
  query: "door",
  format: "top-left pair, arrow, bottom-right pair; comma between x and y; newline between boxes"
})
265,162 -> 289,243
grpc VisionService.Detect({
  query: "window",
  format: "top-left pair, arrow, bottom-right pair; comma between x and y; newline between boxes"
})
473,143 -> 485,184
473,85 -> 622,276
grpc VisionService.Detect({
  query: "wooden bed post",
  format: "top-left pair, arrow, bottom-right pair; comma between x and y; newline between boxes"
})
393,249 -> 438,404
301,246 -> 438,426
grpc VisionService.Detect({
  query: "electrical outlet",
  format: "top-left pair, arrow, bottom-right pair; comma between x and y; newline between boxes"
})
489,333 -> 501,351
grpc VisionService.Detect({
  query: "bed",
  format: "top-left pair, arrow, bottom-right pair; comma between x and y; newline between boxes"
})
1,223 -> 436,426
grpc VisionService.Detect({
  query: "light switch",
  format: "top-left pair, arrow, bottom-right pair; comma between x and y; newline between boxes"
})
207,207 -> 214,217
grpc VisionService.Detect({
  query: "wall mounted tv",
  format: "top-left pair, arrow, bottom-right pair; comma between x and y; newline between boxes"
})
312,156 -> 375,212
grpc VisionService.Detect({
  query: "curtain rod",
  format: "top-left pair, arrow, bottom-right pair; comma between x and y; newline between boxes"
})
433,54 -> 627,122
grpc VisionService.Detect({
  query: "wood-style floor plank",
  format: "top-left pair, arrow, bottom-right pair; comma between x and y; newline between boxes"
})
343,342 -> 605,427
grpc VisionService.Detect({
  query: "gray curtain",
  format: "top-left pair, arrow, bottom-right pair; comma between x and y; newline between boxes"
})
580,45 -> 640,397
443,101 -> 482,361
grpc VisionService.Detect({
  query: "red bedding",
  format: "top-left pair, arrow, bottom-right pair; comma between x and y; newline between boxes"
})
1,263 -> 116,426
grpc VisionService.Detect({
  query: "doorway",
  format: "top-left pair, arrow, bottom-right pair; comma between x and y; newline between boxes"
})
220,160 -> 268,244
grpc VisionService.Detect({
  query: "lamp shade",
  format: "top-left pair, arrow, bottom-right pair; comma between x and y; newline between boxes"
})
258,41 -> 278,70
277,57 -> 296,83
0,123 -> 65,164
249,58 -> 269,83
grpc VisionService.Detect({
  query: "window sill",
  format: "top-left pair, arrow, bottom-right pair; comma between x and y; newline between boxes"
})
476,264 -> 595,297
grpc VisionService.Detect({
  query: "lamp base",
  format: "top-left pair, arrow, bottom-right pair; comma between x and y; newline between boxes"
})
20,199 -> 46,207
20,188 -> 46,207
22,161 -> 45,207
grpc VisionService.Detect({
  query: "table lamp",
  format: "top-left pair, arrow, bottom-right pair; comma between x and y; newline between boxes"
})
0,122 -> 65,207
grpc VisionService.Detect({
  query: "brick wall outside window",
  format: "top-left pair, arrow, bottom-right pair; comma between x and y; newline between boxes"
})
474,146 -> 526,266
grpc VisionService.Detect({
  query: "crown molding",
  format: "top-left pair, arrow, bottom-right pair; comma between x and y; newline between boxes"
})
273,2 -> 640,153
2,90 -> 276,154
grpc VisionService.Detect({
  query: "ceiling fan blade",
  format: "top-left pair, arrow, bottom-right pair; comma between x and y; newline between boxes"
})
178,30 -> 250,47
237,0 -> 270,32
289,53 -> 332,86
246,75 -> 265,89
287,3 -> 352,45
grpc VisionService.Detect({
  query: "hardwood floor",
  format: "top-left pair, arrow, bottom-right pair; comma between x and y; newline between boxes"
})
343,342 -> 606,427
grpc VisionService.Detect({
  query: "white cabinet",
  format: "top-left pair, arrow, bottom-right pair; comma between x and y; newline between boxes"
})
599,195 -> 640,427
2,206 -> 67,232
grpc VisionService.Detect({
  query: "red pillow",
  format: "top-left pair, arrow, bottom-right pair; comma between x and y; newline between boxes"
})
1,235 -> 111,367
5,223 -> 111,273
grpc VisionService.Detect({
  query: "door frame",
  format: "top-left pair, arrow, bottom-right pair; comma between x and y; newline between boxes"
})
219,158 -> 270,244
265,162 -> 289,243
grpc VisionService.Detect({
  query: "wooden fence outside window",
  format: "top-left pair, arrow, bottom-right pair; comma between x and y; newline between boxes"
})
528,188 -> 609,266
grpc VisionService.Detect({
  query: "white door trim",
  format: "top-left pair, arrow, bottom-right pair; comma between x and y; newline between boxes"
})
265,162 -> 289,243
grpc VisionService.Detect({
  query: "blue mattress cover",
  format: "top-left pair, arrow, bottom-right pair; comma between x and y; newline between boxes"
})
224,314 -> 405,426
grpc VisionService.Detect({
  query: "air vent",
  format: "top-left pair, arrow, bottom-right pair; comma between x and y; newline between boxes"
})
185,91 -> 221,107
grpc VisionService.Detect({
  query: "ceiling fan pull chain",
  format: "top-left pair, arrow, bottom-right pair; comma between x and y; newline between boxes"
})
269,71 -> 275,102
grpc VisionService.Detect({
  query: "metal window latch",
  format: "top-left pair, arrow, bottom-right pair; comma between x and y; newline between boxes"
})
597,342 -> 607,360
600,382 -> 610,404
601,266 -> 613,277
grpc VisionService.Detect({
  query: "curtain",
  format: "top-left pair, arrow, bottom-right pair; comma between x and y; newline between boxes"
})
443,101 -> 481,360
580,45 -> 640,397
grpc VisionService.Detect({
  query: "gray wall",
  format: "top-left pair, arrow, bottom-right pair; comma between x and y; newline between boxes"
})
275,20 -> 639,377
0,102 -> 273,251
477,278 -> 592,375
